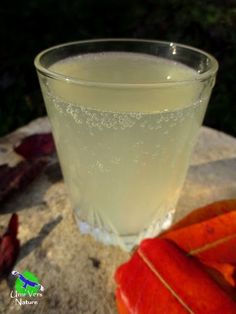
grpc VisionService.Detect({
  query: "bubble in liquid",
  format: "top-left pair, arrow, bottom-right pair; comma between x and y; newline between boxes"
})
140,120 -> 148,128
49,91 -> 206,135
151,151 -> 160,160
93,160 -> 110,173
89,130 -> 94,136
96,160 -> 103,170
111,156 -> 121,164
132,140 -> 144,148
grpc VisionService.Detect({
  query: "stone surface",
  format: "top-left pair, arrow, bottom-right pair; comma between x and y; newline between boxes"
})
0,117 -> 236,313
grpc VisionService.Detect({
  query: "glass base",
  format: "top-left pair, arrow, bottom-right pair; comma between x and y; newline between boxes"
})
75,209 -> 175,252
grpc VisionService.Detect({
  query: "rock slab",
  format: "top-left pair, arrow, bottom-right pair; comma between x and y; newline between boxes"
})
0,117 -> 236,313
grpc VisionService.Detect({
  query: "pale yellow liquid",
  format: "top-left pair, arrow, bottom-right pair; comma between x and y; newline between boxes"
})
40,52 -> 210,250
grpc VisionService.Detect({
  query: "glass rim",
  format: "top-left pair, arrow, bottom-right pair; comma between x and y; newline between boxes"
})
34,38 -> 218,88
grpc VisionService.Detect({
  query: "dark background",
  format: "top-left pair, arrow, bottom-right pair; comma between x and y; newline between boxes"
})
1,0 -> 236,137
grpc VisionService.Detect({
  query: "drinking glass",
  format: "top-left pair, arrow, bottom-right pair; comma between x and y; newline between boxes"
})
34,39 -> 218,251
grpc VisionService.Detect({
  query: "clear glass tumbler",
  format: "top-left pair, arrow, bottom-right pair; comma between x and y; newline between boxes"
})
34,39 -> 218,251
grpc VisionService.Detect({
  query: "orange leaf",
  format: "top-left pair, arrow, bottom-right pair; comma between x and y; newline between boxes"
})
163,210 -> 236,257
163,209 -> 236,286
167,199 -> 236,232
205,261 -> 236,287
195,236 -> 236,265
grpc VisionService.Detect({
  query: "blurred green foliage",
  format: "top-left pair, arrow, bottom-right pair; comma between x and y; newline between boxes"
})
0,0 -> 236,136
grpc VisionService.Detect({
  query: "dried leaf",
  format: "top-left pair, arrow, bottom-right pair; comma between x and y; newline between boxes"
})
0,214 -> 19,279
0,133 -> 56,203
14,133 -> 55,160
0,160 -> 47,203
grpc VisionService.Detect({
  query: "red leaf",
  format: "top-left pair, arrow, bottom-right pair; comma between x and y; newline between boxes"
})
116,289 -> 131,314
6,212 -> 18,238
0,214 -> 20,279
0,160 -> 47,202
14,133 -> 55,160
115,238 -> 236,314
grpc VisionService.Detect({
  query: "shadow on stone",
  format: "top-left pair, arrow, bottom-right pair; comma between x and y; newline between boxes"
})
177,157 -> 236,220
188,157 -> 236,188
0,159 -> 63,215
45,162 -> 63,183
6,216 -> 62,291
18,215 -> 63,262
